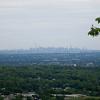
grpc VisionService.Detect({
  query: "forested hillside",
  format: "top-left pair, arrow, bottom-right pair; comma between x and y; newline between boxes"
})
0,65 -> 100,99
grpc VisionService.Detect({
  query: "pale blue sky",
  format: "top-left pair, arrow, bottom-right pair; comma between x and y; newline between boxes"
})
0,0 -> 100,50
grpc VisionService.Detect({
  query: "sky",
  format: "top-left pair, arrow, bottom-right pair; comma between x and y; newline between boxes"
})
0,0 -> 100,50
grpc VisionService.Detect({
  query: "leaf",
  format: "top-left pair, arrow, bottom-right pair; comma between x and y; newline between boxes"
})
88,26 -> 100,36
95,17 -> 100,24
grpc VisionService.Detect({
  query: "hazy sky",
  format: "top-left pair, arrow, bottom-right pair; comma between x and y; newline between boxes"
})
0,0 -> 100,50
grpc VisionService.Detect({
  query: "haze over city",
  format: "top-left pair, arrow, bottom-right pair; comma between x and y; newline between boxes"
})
0,0 -> 100,50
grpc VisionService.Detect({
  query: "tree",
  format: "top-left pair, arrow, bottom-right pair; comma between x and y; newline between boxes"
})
88,17 -> 100,36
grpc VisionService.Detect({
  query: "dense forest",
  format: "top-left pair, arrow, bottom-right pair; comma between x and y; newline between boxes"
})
0,65 -> 100,99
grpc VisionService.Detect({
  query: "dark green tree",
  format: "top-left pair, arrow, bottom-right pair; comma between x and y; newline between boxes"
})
88,17 -> 100,36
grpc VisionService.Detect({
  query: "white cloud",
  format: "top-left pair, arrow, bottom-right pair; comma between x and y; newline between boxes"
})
0,0 -> 92,7
0,0 -> 100,49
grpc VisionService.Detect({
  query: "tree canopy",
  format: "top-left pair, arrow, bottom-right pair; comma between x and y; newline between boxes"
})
88,17 -> 100,36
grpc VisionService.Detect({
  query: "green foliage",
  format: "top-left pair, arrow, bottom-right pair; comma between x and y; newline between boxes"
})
26,96 -> 32,100
82,97 -> 100,100
12,95 -> 23,100
95,17 -> 100,24
88,17 -> 100,36
69,97 -> 100,100
0,65 -> 100,99
0,97 -> 4,100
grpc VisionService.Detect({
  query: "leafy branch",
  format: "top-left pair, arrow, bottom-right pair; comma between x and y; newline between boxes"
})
88,17 -> 100,36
